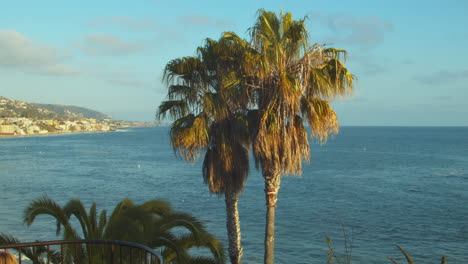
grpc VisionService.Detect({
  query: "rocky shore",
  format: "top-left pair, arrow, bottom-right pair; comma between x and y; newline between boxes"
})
0,117 -> 156,137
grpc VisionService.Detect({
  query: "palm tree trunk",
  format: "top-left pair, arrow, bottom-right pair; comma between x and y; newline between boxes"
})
264,172 -> 281,264
225,191 -> 243,264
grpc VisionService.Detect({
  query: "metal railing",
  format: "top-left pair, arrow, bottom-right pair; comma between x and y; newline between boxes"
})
0,239 -> 162,264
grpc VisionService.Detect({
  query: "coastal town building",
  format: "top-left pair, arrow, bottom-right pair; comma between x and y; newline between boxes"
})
0,117 -> 117,136
0,96 -> 156,137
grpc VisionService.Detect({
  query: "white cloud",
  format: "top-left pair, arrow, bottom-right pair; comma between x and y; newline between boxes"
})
0,30 -> 79,75
76,34 -> 145,56
310,12 -> 393,49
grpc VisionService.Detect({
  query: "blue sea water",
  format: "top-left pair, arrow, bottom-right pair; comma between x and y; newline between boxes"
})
0,127 -> 467,263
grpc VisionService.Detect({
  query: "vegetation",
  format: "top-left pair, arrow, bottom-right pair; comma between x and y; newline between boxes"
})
0,234 -> 62,264
0,196 -> 225,264
32,103 -> 111,120
0,96 -> 111,120
387,245 -> 447,264
158,36 -> 253,264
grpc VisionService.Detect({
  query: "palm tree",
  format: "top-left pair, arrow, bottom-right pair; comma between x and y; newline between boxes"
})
247,10 -> 354,264
22,196 -> 225,264
158,36 -> 253,264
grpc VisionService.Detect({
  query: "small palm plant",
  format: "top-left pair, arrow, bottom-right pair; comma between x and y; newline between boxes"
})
2,196 -> 226,264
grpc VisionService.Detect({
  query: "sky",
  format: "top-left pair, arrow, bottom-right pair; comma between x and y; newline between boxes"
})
1,0 -> 467,126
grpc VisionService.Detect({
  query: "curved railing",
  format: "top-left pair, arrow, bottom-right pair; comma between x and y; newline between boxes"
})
0,239 -> 162,264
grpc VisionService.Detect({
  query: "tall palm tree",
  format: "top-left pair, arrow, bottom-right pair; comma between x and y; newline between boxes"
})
22,196 -> 225,264
158,36 -> 253,264
247,10 -> 354,264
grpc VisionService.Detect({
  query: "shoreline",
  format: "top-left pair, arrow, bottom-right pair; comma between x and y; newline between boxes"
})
0,126 -> 157,139
0,129 -> 117,139
0,124 -> 159,139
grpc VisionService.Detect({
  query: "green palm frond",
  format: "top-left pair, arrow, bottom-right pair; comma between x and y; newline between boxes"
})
168,84 -> 197,101
23,195 -> 70,236
97,209 -> 107,237
63,199 -> 91,238
170,113 -> 209,162
138,199 -> 173,217
158,213 -> 203,237
164,233 -> 225,264
164,57 -> 206,84
202,92 -> 230,121
396,245 -> 415,264
157,100 -> 189,120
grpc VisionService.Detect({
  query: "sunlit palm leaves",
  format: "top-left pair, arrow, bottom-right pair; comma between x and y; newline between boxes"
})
21,196 -> 225,264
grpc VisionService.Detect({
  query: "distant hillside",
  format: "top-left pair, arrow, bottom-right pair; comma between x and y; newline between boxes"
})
0,96 -> 112,120
33,103 -> 111,120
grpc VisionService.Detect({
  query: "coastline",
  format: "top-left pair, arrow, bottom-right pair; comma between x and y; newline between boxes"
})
0,129 -> 118,139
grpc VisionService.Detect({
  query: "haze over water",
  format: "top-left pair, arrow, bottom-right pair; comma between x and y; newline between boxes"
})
1,127 -> 467,263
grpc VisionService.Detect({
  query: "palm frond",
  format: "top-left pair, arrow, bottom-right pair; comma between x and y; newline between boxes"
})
157,100 -> 189,121
138,199 -> 173,217
300,97 -> 339,143
97,209 -> 107,237
63,199 -> 90,238
170,113 -> 209,162
396,245 -> 415,264
23,196 -> 70,236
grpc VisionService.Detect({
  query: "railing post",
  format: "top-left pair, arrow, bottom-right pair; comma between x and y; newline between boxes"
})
0,240 -> 162,264
61,244 -> 64,264
110,244 -> 115,264
18,248 -> 22,264
47,245 -> 50,264
88,244 -> 92,264
101,244 -> 105,263
129,247 -> 133,264
119,245 -> 122,264
75,243 -> 78,263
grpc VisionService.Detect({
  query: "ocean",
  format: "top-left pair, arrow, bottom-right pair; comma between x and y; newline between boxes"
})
1,127 -> 467,263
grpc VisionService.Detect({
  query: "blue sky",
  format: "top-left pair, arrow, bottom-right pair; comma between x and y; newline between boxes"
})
1,0 -> 467,125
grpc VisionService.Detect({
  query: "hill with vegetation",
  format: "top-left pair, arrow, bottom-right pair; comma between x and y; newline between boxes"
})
0,96 -> 112,120
32,103 -> 111,120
